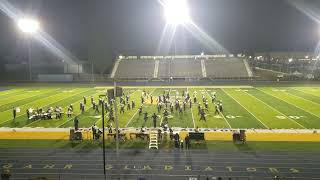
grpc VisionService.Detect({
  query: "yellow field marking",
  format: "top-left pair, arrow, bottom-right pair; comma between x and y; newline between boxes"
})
1,129 -> 320,141
0,132 -> 69,140
179,131 -> 320,142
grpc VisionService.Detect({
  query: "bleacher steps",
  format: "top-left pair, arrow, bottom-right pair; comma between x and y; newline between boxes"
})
201,60 -> 207,78
149,132 -> 158,149
154,60 -> 159,78
243,59 -> 253,77
110,59 -> 122,78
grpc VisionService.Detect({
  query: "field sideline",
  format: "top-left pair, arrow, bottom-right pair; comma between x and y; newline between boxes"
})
0,85 -> 319,129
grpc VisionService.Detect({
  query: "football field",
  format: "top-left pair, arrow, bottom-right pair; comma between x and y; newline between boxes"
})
0,85 -> 319,129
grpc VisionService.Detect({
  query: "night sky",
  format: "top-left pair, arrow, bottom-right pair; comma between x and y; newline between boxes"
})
0,0 -> 319,71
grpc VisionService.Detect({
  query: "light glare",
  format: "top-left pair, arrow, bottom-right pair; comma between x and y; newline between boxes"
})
164,0 -> 190,25
18,18 -> 39,33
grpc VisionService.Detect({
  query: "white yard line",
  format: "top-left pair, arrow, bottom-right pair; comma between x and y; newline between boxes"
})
94,89 -> 139,126
260,89 -> 320,119
284,90 -> 320,106
22,89 -> 92,127
244,89 -> 306,129
190,108 -> 196,128
0,88 -> 87,126
204,89 -> 231,129
158,116 -> 164,127
0,89 -> 26,97
187,87 -> 196,128
0,89 -> 58,107
125,109 -> 140,127
56,92 -> 102,128
221,89 -> 269,129
124,89 -> 156,127
291,87 -> 320,98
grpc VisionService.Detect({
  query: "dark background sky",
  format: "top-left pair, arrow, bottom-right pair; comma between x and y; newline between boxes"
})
0,0 -> 319,71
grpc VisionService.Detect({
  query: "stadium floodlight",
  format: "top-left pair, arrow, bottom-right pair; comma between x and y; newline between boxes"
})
17,18 -> 39,33
164,0 -> 191,25
17,18 -> 39,81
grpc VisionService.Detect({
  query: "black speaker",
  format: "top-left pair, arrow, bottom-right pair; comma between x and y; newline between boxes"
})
233,133 -> 240,142
69,129 -> 75,140
240,129 -> 246,141
107,87 -> 123,99
75,131 -> 82,140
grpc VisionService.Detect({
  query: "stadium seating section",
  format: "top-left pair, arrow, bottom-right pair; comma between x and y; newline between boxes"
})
113,57 -> 251,79
115,60 -> 155,79
158,59 -> 202,78
205,58 -> 249,78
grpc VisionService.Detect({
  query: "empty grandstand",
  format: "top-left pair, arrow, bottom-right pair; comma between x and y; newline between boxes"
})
157,58 -> 203,78
112,59 -> 155,79
205,58 -> 251,79
111,55 -> 253,79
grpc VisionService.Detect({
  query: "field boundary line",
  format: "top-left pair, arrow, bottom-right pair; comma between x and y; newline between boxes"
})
205,89 -> 231,128
245,89 -> 306,129
259,89 -> 320,119
21,89 -> 93,127
284,90 -> 320,106
0,88 -> 59,109
291,88 -> 320,98
221,89 -> 269,129
125,89 -> 156,127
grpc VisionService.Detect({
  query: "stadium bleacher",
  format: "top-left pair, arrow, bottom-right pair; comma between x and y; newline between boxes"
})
205,58 -> 250,78
112,56 -> 252,79
157,59 -> 203,78
114,59 -> 155,79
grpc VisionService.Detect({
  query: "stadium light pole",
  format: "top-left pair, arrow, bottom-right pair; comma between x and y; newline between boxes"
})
17,18 -> 40,81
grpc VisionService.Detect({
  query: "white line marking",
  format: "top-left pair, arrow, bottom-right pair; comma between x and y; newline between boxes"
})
291,87 -> 320,98
124,89 -> 156,127
188,87 -> 196,128
260,88 -> 320,119
56,92 -> 102,128
0,89 -> 58,107
23,89 -> 93,127
221,89 -> 269,129
204,89 -> 231,128
244,89 -> 306,129
284,89 -> 320,106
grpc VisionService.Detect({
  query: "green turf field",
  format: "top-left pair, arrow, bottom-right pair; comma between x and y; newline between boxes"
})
0,85 -> 319,129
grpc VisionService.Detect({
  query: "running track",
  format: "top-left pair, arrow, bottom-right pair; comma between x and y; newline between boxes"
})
0,148 -> 319,179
